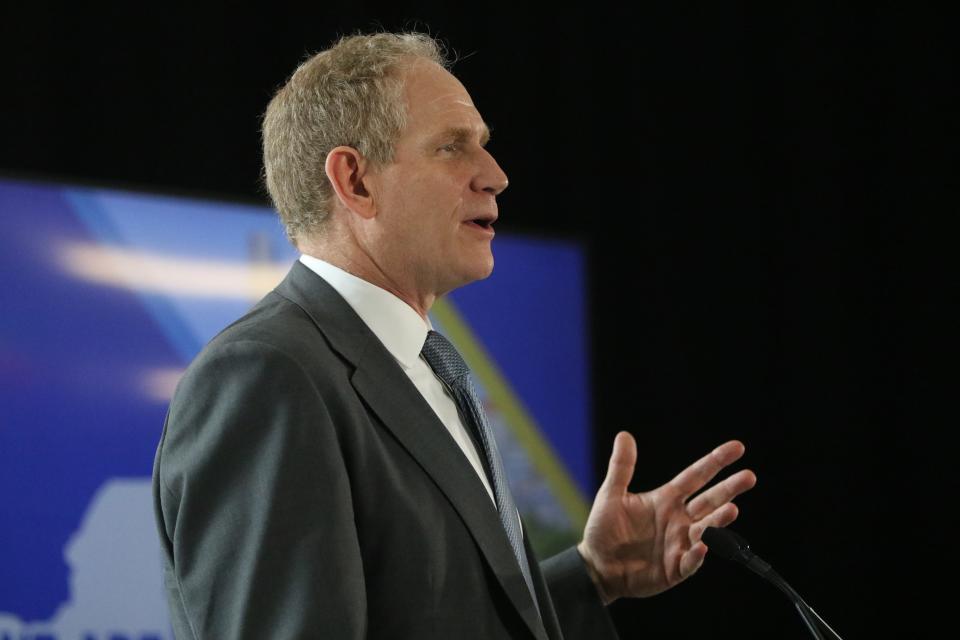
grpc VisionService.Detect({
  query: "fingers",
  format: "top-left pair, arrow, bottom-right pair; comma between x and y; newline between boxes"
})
669,440 -> 747,501
688,502 -> 740,543
679,541 -> 708,580
599,431 -> 637,497
679,503 -> 741,583
685,468 -> 757,521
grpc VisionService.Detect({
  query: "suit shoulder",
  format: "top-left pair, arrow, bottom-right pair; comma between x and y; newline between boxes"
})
209,291 -> 325,355
194,288 -> 353,372
171,290 -> 350,402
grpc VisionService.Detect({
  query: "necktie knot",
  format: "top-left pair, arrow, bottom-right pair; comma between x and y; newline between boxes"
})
421,330 -> 471,386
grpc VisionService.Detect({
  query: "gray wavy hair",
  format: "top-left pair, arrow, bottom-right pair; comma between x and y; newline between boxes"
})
261,32 -> 450,244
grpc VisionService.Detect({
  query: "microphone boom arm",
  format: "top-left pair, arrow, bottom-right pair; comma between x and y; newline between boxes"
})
702,527 -> 844,640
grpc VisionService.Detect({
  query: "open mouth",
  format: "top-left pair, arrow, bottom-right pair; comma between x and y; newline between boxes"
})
465,216 -> 496,230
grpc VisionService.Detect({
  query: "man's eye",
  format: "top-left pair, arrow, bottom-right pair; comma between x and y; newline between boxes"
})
440,143 -> 460,153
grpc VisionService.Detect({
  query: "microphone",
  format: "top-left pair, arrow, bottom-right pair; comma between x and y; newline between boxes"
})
702,527 -> 844,640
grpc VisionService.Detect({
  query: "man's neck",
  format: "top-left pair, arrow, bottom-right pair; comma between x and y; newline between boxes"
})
301,247 -> 435,321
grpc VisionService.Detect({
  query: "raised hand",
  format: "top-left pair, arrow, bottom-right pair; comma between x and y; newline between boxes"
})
577,431 -> 757,603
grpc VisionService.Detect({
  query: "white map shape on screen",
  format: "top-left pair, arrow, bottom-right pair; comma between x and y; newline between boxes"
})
0,478 -> 171,640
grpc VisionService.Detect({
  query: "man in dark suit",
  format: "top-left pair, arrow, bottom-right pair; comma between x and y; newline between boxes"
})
152,31 -> 757,639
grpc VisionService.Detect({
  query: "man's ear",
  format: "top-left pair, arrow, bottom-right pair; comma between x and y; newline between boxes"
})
325,146 -> 377,219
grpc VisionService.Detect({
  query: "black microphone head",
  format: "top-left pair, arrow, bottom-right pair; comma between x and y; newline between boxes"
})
702,526 -> 751,561
704,527 -> 778,582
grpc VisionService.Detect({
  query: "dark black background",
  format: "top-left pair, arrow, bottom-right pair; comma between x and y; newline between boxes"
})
2,3 -> 952,638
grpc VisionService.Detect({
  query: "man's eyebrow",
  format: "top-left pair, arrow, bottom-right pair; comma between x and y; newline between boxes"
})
435,123 -> 493,146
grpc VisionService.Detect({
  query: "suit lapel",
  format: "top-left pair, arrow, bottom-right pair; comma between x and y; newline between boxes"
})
275,262 -> 548,640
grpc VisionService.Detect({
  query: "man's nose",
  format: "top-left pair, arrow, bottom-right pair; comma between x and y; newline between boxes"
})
474,147 -> 509,196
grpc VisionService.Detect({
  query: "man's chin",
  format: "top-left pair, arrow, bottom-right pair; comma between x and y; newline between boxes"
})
441,259 -> 494,295
474,255 -> 495,281
475,257 -> 495,280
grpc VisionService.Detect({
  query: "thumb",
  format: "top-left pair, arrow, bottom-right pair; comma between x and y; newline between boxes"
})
600,431 -> 637,496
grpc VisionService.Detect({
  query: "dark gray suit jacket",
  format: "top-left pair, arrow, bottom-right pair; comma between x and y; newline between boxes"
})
152,261 -> 619,639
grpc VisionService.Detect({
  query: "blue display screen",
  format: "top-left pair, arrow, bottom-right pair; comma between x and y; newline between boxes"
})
0,177 -> 590,639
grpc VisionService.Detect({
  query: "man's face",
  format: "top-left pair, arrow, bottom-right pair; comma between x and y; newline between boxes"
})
365,59 -> 508,298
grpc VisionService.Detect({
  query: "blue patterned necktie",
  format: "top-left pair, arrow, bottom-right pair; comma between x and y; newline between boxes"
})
421,330 -> 539,610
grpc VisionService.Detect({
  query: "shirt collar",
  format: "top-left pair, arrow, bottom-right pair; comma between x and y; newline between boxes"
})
298,254 -> 432,369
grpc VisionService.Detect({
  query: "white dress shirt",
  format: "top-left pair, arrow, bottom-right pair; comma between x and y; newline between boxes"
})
299,254 -> 496,506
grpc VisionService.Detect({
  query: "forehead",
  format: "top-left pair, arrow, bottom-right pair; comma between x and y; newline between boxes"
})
399,59 -> 490,141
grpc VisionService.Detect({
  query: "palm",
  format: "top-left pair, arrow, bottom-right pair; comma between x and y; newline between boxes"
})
578,432 -> 757,603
